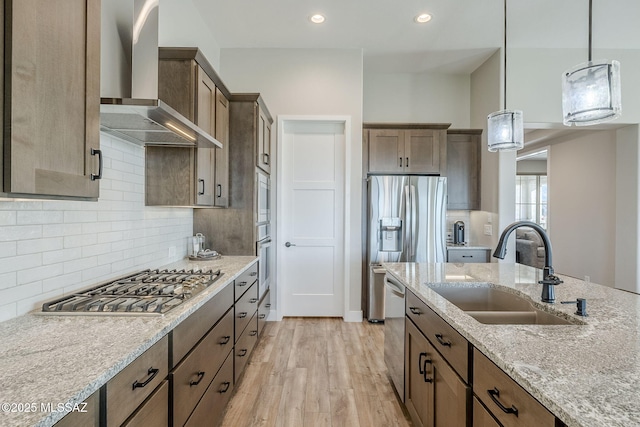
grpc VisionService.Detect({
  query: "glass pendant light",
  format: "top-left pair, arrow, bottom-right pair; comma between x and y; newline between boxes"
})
487,0 -> 523,152
562,0 -> 621,126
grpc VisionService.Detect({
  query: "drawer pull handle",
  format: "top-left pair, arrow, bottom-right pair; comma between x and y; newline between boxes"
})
249,298 -> 258,304
265,304 -> 271,308
219,381 -> 231,393
487,388 -> 519,416
132,367 -> 159,390
250,271 -> 258,276
409,307 -> 421,315
418,352 -> 428,374
462,255 -> 473,258
435,333 -> 452,347
422,361 -> 433,383
258,314 -> 266,319
238,281 -> 248,287
249,330 -> 258,336
219,336 -> 231,345
238,349 -> 248,357
189,371 -> 206,387
238,312 -> 248,319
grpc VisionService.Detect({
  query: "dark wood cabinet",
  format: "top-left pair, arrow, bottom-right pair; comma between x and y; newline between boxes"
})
53,390 -> 100,427
121,381 -> 169,427
148,48 -> 231,207
1,0 -> 101,200
405,317 -> 469,427
446,129 -> 482,210
364,124 -> 449,175
193,94 -> 273,256
405,289 -> 470,427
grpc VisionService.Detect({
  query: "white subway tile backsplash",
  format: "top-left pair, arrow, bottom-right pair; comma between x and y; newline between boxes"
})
0,135 -> 192,322
0,242 -> 17,259
0,254 -> 42,274
17,211 -> 64,225
43,223 -> 83,238
18,263 -> 64,285
0,272 -> 17,290
0,225 -> 43,242
42,248 -> 82,265
43,272 -> 83,293
0,211 -> 17,225
0,303 -> 17,323
17,237 -> 64,255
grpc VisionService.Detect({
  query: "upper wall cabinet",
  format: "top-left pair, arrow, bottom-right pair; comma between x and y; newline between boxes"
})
364,124 -> 449,175
446,129 -> 482,210
148,48 -> 231,207
1,0 -> 101,200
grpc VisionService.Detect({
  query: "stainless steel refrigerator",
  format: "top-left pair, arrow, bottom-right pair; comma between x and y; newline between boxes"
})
367,175 -> 447,321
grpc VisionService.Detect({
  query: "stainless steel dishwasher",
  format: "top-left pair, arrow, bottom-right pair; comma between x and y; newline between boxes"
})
384,272 -> 406,402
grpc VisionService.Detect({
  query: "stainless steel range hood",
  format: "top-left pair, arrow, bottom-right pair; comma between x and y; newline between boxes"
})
100,0 -> 221,148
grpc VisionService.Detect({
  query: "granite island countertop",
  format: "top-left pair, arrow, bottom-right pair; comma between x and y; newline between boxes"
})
0,255 -> 258,427
383,262 -> 640,427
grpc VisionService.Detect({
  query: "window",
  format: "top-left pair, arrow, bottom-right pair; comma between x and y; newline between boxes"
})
515,175 -> 547,229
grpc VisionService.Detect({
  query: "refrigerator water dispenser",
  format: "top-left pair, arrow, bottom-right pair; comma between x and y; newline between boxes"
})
379,218 -> 403,252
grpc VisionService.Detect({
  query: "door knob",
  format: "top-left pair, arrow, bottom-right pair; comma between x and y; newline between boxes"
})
285,242 -> 296,247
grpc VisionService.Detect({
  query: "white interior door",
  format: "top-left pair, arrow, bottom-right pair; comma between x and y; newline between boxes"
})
280,120 -> 345,316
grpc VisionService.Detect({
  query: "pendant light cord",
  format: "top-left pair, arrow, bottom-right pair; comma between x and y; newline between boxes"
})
589,0 -> 593,62
503,0 -> 507,110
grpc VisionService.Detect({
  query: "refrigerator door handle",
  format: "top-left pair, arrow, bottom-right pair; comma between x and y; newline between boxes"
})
404,184 -> 411,260
410,184 -> 417,259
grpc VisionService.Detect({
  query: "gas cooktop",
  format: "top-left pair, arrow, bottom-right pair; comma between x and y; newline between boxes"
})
41,268 -> 223,316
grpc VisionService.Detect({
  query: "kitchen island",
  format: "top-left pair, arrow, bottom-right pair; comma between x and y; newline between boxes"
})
0,256 -> 257,427
384,262 -> 640,427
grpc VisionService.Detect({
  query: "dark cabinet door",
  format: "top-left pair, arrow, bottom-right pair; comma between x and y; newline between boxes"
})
3,0 -> 101,199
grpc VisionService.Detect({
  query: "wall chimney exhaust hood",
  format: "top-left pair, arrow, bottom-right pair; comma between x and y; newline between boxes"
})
100,0 -> 221,148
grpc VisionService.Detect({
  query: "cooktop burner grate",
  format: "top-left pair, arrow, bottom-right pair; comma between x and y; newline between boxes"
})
41,268 -> 223,315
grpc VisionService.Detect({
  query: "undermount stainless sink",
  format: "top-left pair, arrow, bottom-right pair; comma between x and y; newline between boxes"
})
430,286 -> 580,325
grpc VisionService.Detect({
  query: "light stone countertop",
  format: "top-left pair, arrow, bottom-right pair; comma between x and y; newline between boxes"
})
383,262 -> 640,427
0,255 -> 257,427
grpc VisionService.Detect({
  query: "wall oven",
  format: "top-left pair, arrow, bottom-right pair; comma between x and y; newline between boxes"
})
256,170 -> 271,300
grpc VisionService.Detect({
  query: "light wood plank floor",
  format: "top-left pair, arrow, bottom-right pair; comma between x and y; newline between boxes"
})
221,318 -> 412,427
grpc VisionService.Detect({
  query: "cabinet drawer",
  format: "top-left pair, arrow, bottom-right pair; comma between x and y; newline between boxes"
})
257,289 -> 271,336
406,290 -> 469,381
122,380 -> 169,427
184,352 -> 234,427
235,281 -> 258,341
447,249 -> 489,263
473,397 -> 501,427
473,349 -> 555,427
172,308 -> 234,427
106,335 -> 168,427
235,262 -> 258,300
54,390 -> 99,427
172,284 -> 234,367
235,313 -> 258,383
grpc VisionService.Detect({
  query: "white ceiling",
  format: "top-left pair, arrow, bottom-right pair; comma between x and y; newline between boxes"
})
193,0 -> 640,74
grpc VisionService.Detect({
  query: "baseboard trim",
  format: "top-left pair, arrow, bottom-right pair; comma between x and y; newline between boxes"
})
343,310 -> 363,322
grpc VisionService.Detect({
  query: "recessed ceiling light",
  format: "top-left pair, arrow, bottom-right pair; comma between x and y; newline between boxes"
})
310,14 -> 326,24
414,13 -> 432,23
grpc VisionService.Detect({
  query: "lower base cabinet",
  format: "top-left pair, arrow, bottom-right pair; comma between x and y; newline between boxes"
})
122,381 -> 169,427
53,390 -> 100,427
184,352 -> 235,427
473,397 -> 501,427
405,318 -> 470,427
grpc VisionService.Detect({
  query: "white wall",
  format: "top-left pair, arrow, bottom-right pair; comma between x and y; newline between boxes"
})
548,130 -> 616,286
363,72 -> 470,127
219,48 -> 364,319
0,135 -> 192,322
517,159 -> 547,174
159,0 -> 222,69
469,50 -> 512,254
508,48 -> 640,125
615,125 -> 640,293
